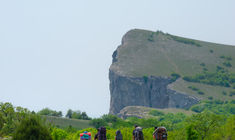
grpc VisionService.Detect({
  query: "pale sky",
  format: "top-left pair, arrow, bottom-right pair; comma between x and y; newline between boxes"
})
0,0 -> 235,117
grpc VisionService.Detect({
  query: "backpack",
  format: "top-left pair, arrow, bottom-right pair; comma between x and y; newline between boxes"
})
80,132 -> 91,140
134,127 -> 144,140
98,126 -> 107,140
156,127 -> 167,140
116,130 -> 123,140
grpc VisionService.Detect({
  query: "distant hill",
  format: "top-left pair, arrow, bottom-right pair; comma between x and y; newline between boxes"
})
109,29 -> 235,114
43,115 -> 92,129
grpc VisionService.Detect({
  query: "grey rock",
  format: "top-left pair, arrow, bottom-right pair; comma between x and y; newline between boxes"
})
109,70 -> 199,114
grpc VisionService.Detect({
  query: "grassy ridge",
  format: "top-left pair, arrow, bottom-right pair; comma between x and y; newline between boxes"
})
43,115 -> 92,129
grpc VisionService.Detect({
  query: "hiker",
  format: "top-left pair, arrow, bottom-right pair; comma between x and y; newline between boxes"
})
133,125 -> 144,140
115,130 -> 123,140
94,128 -> 99,140
98,126 -> 106,140
153,126 -> 167,140
132,125 -> 138,140
153,126 -> 158,140
80,131 -> 91,140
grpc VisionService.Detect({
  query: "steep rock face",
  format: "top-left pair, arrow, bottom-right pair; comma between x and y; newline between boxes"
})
109,70 -> 199,114
109,29 -> 209,114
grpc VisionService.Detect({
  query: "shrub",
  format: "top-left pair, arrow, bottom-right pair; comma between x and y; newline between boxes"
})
203,68 -> 208,71
220,55 -> 225,59
51,128 -> 68,140
167,34 -> 201,47
222,91 -> 227,96
209,50 -> 214,53
37,108 -> 62,117
90,118 -> 108,129
149,110 -> 164,116
191,105 -> 205,113
171,73 -> 181,81
148,33 -> 154,42
200,63 -> 205,67
229,91 -> 235,96
226,56 -> 232,61
188,86 -> 199,91
223,61 -> 232,67
208,96 -> 213,100
198,91 -> 205,95
12,115 -> 52,140
143,75 -> 148,83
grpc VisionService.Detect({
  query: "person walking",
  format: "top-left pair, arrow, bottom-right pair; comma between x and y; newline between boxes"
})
133,125 -> 144,140
98,126 -> 106,140
153,126 -> 158,140
115,130 -> 123,140
94,128 -> 99,140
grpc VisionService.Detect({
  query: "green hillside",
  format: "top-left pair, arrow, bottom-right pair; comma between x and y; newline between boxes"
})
111,29 -> 235,101
112,29 -> 235,77
43,115 -> 92,129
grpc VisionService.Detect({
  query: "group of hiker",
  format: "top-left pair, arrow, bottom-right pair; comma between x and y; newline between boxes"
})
80,125 -> 167,140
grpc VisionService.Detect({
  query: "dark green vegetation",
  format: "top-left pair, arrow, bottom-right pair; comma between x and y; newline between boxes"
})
65,109 -> 91,120
166,33 -> 202,47
183,66 -> 235,88
0,101 -> 235,139
12,115 -> 52,140
190,100 -> 235,114
38,108 -> 62,117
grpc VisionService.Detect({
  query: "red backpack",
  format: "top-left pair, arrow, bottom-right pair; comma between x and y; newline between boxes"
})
155,127 -> 167,140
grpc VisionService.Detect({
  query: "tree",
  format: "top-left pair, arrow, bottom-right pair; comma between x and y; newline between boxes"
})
71,110 -> 82,119
66,109 -> 72,119
37,108 -> 62,117
90,118 -> 108,129
0,102 -> 16,135
186,112 -> 223,140
186,124 -> 199,140
12,115 -> 52,140
0,113 -> 4,135
81,112 -> 90,120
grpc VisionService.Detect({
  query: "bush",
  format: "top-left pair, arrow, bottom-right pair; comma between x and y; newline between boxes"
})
90,118 -> 108,129
229,91 -> 235,96
171,73 -> 181,81
149,110 -> 164,116
209,50 -> 214,53
191,105 -> 205,113
208,96 -> 213,100
198,91 -> 205,95
200,63 -> 205,67
188,86 -> 199,91
223,61 -> 232,67
51,128 -> 68,140
167,34 -> 201,47
38,108 -> 62,117
143,75 -> 148,83
222,91 -> 227,96
12,115 -> 52,140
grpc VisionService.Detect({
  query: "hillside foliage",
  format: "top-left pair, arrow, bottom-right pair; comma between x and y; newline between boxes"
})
0,102 -> 235,140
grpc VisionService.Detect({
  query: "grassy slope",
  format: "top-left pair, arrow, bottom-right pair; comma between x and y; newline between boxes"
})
111,29 -> 235,101
119,106 -> 194,118
169,78 -> 235,101
43,115 -> 92,129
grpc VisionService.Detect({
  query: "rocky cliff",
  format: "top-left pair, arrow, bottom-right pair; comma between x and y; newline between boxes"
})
109,29 -> 235,115
109,70 -> 199,114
